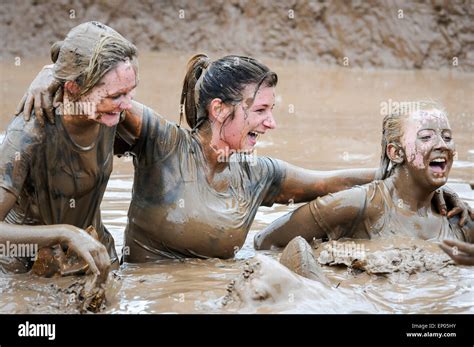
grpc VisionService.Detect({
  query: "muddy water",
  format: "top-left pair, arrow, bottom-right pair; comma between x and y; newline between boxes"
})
0,52 -> 473,313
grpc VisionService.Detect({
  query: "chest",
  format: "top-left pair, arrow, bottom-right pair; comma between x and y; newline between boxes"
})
29,141 -> 113,200
368,207 -> 446,240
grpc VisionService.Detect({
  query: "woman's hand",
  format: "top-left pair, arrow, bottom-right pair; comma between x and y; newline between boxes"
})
60,225 -> 111,279
433,186 -> 473,226
15,64 -> 61,126
440,239 -> 474,266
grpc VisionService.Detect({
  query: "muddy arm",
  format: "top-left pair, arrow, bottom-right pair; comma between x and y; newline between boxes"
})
254,204 -> 327,250
274,161 -> 375,204
114,100 -> 145,154
0,187 -> 110,275
256,187 -> 364,250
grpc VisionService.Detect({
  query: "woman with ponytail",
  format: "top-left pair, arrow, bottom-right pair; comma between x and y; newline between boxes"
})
255,101 -> 473,250
0,21 -> 138,277
17,51 -> 470,262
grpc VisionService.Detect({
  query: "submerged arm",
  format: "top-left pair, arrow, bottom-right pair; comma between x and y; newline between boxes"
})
0,187 -> 110,276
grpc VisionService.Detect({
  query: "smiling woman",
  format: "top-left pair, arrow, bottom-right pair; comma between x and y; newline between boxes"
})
106,53 -> 391,262
255,100 -> 474,250
0,21 -> 138,279
14,48 -> 471,264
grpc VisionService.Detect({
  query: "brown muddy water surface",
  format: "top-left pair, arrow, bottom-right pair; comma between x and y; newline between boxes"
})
0,52 -> 473,313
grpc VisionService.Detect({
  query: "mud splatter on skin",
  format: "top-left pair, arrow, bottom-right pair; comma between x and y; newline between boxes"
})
402,109 -> 454,177
66,60 -> 137,128
218,85 -> 276,153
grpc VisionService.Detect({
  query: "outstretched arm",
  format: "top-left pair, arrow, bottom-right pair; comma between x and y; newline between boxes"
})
274,161 -> 375,204
273,161 -> 472,226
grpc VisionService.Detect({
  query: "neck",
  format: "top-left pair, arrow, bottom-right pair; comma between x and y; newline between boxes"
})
195,120 -> 231,180
387,166 -> 435,215
61,94 -> 100,147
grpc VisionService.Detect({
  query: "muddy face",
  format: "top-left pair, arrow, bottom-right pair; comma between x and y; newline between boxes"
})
401,109 -> 455,189
220,85 -> 276,152
67,60 -> 137,127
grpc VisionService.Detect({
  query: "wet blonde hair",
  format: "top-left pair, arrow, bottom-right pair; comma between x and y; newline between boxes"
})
376,100 -> 447,180
51,21 -> 138,99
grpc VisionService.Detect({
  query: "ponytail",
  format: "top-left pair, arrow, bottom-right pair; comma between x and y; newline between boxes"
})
179,54 -> 278,130
179,53 -> 211,129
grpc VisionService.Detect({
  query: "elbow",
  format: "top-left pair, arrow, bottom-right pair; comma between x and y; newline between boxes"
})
254,231 -> 271,250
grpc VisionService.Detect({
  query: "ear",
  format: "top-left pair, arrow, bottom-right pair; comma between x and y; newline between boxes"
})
387,143 -> 404,164
208,98 -> 230,124
64,80 -> 81,97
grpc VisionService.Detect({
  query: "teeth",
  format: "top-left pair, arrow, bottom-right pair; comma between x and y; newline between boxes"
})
249,132 -> 259,139
432,158 -> 446,163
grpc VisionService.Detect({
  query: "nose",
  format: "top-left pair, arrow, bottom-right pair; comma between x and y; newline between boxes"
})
118,94 -> 133,111
434,134 -> 448,150
263,112 -> 277,129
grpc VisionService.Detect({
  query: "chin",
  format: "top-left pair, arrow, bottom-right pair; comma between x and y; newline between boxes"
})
426,173 -> 450,190
95,112 -> 121,127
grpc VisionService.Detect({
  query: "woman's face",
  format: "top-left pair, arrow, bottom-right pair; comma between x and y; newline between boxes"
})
401,109 -> 455,189
80,60 -> 137,127
220,85 -> 276,152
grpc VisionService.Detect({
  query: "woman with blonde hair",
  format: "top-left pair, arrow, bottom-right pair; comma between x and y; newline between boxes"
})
17,52 -> 470,262
255,101 -> 473,250
0,21 -> 138,276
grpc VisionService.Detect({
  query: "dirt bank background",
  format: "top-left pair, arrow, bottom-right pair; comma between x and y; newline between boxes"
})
1,0 -> 473,71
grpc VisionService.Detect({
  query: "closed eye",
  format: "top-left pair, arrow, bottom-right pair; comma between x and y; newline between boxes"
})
111,94 -> 124,100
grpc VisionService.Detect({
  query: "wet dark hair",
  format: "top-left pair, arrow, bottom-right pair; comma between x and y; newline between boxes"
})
180,54 -> 278,130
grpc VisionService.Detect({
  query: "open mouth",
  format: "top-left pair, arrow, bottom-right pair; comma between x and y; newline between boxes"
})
247,131 -> 261,145
428,157 -> 447,174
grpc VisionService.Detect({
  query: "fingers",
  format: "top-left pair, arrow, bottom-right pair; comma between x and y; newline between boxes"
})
49,79 -> 61,95
446,206 -> 465,225
52,87 -> 63,108
440,243 -> 474,266
91,246 -> 110,285
42,93 -> 55,124
15,94 -> 27,116
459,209 -> 468,227
82,251 -> 100,276
33,95 -> 44,127
23,95 -> 34,122
442,239 -> 474,254
433,190 -> 447,216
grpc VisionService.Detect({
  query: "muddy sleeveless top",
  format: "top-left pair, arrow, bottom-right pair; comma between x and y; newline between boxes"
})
309,180 -> 470,242
115,106 -> 286,261
0,111 -> 118,268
